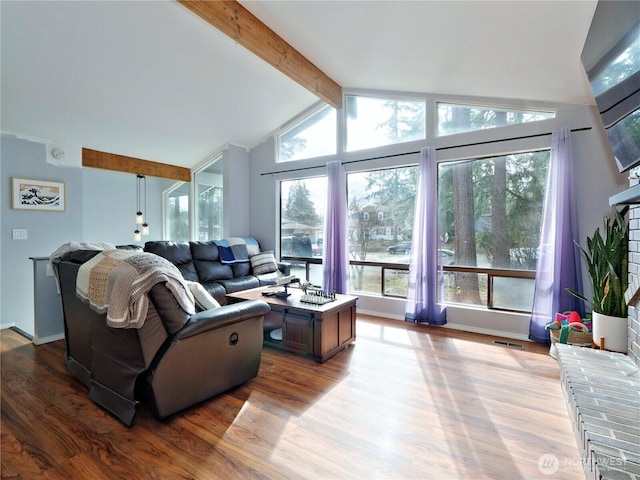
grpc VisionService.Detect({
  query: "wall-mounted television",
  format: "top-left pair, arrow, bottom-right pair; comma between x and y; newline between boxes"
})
581,1 -> 640,173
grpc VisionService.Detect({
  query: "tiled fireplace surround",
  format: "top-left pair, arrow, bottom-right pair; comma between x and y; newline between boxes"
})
625,204 -> 640,367
553,205 -> 640,480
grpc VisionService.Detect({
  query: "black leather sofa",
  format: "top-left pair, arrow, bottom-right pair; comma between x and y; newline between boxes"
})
53,249 -> 271,426
144,240 -> 289,305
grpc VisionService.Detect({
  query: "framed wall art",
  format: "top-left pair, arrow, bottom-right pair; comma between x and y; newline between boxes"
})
12,177 -> 66,212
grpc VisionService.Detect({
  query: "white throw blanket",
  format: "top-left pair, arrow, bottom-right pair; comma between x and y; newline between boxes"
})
76,250 -> 195,329
49,241 -> 117,293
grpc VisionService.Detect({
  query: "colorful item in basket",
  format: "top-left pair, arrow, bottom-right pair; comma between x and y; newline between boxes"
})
545,311 -> 592,332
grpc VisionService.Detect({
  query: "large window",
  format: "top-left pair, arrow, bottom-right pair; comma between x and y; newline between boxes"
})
164,182 -> 189,241
347,167 -> 417,295
346,95 -> 426,152
194,156 -> 223,241
437,103 -> 554,137
277,104 -> 337,162
339,150 -> 549,312
274,94 -> 556,314
279,177 -> 327,281
438,150 -> 550,311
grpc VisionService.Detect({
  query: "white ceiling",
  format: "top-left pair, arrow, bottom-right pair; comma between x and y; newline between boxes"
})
1,0 -> 598,170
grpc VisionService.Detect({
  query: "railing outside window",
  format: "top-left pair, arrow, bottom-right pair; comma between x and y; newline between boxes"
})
280,256 -> 535,314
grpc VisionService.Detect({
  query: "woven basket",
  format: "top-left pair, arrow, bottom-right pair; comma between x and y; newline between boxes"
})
550,322 -> 593,347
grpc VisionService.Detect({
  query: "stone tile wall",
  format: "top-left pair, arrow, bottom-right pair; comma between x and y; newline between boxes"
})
556,344 -> 640,479
627,205 -> 640,367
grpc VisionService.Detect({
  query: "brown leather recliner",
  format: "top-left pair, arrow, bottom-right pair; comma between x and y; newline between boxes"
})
53,249 -> 270,426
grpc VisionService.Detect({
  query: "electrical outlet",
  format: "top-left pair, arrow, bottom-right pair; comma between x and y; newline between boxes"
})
12,229 -> 27,240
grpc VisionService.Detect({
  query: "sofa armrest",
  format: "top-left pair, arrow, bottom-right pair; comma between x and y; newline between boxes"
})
277,262 -> 291,276
176,300 -> 270,340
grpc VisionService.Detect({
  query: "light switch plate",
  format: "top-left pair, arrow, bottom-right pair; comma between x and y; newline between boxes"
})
12,229 -> 27,240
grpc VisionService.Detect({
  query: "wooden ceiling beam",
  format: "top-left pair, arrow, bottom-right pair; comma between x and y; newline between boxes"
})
178,0 -> 343,109
82,148 -> 191,182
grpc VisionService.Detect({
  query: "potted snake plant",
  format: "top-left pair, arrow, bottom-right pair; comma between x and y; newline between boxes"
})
567,206 -> 629,352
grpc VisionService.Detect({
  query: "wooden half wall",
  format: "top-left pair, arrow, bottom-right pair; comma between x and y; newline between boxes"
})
82,148 -> 191,182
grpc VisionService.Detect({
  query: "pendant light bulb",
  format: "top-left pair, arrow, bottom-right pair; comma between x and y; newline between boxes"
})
136,212 -> 144,224
142,223 -> 149,236
134,229 -> 141,242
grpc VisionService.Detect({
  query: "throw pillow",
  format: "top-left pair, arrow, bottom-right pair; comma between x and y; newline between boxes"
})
187,281 -> 221,311
250,251 -> 278,275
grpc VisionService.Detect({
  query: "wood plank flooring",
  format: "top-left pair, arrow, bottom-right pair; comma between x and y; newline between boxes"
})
1,315 -> 584,479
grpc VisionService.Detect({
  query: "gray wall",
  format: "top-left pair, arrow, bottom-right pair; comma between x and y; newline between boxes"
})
81,167 -> 170,244
1,136 -> 171,334
224,144 -> 251,237
249,137 -> 279,251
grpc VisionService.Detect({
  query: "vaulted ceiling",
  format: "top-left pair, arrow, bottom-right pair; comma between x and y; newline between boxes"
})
1,0 -> 598,170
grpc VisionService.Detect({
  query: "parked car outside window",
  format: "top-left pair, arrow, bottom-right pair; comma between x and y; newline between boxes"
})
387,242 -> 411,254
281,234 -> 313,257
386,243 -> 455,265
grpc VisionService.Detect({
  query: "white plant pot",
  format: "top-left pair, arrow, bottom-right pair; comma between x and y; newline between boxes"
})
592,312 -> 628,353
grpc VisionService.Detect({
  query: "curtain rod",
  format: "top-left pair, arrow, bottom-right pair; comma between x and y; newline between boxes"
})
260,126 -> 592,176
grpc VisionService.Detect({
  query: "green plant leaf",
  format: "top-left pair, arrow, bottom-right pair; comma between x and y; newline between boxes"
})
567,207 -> 628,317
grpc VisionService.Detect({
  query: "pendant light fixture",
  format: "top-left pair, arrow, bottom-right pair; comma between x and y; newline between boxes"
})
134,174 -> 149,241
141,173 -> 149,236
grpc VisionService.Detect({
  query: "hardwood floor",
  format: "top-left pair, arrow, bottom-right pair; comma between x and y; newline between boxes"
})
1,315 -> 584,479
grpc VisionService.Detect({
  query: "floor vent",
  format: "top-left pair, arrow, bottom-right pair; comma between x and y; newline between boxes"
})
492,340 -> 524,350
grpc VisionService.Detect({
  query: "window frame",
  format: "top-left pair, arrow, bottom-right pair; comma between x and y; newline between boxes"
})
193,153 -> 224,242
344,93 -> 427,153
271,90 -> 562,315
341,149 -> 548,313
436,101 -> 556,137
278,176 -> 327,266
276,103 -> 337,163
162,181 -> 190,242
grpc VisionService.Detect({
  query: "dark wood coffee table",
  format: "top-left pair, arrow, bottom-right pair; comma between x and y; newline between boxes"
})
227,286 -> 357,363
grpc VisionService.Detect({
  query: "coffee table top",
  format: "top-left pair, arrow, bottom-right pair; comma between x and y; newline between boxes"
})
227,285 -> 357,314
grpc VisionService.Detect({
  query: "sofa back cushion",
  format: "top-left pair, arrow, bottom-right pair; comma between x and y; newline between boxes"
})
144,241 -> 198,282
231,262 -> 251,277
190,241 -> 234,282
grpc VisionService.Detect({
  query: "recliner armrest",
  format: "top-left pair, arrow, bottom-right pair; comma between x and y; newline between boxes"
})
176,300 -> 270,340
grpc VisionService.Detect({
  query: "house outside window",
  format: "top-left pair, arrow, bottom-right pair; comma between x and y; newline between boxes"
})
347,167 -> 417,296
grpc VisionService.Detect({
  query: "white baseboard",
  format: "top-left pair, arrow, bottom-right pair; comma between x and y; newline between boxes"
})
357,308 -> 532,343
441,322 -> 531,343
358,308 -> 404,321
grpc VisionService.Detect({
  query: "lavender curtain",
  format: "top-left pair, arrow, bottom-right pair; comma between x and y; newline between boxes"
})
405,147 -> 447,325
323,160 -> 349,294
529,127 -> 583,343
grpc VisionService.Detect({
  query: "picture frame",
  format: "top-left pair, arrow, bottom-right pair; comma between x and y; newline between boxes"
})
11,177 -> 66,212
